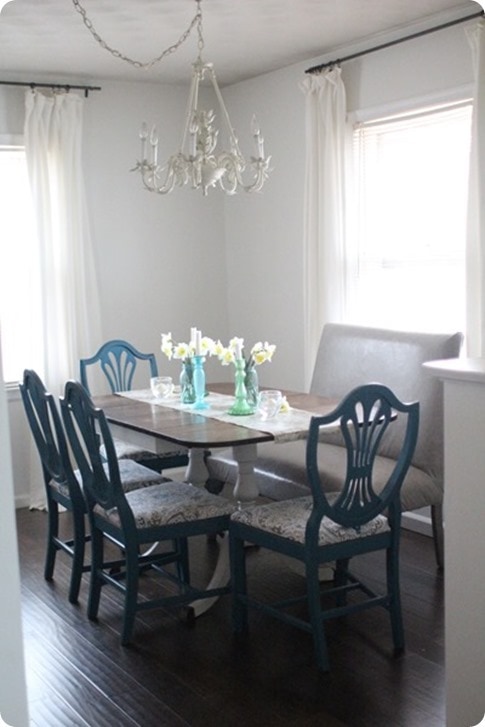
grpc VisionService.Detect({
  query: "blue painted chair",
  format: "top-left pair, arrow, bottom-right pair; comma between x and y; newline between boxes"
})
21,369 -> 169,604
229,383 -> 419,671
20,369 -> 90,604
60,380 -> 235,645
80,339 -> 188,473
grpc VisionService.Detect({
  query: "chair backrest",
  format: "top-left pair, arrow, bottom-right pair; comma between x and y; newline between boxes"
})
61,380 -> 129,519
310,323 -> 462,483
19,369 -> 81,503
306,383 -> 419,531
80,339 -> 158,395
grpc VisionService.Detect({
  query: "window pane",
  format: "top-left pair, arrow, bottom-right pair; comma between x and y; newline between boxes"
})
0,147 -> 41,383
348,103 -> 472,333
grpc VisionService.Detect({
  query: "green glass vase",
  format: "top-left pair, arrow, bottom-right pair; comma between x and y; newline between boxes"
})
229,358 -> 254,415
245,365 -> 259,408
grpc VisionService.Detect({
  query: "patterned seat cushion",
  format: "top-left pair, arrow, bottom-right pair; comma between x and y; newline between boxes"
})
103,437 -> 186,464
96,480 -> 235,528
231,496 -> 390,546
49,459 -> 166,500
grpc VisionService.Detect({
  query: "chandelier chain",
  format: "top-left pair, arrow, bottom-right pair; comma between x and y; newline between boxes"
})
71,0 -> 202,70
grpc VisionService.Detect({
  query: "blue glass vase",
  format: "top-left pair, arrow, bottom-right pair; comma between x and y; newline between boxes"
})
192,355 -> 209,410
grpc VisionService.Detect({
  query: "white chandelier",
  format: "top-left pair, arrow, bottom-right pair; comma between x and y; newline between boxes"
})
133,2 -> 271,196
73,0 -> 271,196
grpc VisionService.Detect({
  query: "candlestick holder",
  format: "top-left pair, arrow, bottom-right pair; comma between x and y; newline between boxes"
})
229,358 -> 254,415
192,355 -> 209,410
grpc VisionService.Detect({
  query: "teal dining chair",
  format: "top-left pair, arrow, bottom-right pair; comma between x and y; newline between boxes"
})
80,339 -> 188,472
20,369 -> 89,604
60,380 -> 235,645
229,383 -> 419,671
20,369 -> 169,604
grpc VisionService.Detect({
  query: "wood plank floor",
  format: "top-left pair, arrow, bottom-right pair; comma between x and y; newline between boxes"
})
16,508 -> 445,727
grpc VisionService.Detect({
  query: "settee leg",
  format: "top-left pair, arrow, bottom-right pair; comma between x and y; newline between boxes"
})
431,504 -> 444,570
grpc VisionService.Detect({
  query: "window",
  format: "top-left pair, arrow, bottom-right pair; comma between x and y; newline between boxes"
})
347,101 -> 472,333
0,142 -> 41,384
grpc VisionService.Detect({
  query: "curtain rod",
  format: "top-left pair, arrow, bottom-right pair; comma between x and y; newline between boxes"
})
305,9 -> 484,74
0,80 -> 101,98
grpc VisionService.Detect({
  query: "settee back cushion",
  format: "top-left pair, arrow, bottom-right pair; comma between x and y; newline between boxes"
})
310,324 -> 463,482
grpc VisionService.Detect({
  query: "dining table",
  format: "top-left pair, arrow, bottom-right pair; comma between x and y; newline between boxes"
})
93,382 -> 338,616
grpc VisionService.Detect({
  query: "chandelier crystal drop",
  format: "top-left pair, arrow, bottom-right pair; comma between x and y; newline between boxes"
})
131,0 -> 271,196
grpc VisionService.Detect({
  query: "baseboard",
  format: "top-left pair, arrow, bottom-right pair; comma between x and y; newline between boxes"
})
15,494 -> 31,510
402,510 -> 432,538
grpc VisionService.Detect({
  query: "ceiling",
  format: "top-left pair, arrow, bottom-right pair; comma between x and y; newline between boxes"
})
0,0 -> 482,87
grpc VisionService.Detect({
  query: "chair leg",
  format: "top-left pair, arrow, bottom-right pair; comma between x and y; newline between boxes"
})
230,530 -> 248,634
431,504 -> 444,570
334,558 -> 349,607
68,508 -> 86,605
44,498 -> 59,582
306,560 -> 330,671
386,545 -> 404,654
121,543 -> 140,646
175,537 -> 190,584
87,527 -> 104,621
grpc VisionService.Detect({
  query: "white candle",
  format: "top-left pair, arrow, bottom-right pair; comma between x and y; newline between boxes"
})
190,327 -> 197,347
251,115 -> 264,159
139,122 -> 148,160
150,125 -> 158,165
195,329 -> 202,356
235,340 -> 243,360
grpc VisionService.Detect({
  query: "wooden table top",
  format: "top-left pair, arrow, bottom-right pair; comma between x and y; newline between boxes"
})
94,383 -> 337,450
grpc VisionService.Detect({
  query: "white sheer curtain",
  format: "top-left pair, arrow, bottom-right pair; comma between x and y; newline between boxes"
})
466,18 -> 485,356
300,69 -> 350,386
24,89 -> 102,507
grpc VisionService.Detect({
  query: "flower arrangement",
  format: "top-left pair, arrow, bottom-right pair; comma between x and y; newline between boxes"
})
161,329 -> 216,361
161,328 -> 215,405
216,338 -> 276,369
216,337 -> 276,412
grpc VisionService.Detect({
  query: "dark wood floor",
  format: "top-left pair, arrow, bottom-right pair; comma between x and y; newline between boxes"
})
16,508 -> 445,727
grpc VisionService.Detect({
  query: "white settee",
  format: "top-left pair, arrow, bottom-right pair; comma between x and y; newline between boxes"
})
206,323 -> 463,568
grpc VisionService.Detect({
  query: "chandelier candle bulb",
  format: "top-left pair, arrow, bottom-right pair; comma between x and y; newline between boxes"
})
251,115 -> 265,158
150,126 -> 159,165
140,122 -> 148,160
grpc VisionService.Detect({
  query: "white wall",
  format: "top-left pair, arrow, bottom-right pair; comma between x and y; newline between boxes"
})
82,80 -> 229,381
0,351 -> 29,726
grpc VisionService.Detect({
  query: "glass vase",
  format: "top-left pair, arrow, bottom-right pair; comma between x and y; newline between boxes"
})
229,358 -> 254,415
180,359 -> 195,404
192,355 -> 209,410
245,365 -> 259,408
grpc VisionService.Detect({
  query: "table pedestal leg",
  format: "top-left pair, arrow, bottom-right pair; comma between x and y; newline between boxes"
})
189,534 -> 231,618
189,443 -> 259,617
232,443 -> 259,506
184,448 -> 209,487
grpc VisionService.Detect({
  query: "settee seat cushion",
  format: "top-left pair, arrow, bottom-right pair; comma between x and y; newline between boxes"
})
206,439 -> 442,513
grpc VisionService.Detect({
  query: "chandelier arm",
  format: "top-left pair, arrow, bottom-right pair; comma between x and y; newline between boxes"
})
207,68 -> 243,157
181,67 -> 201,153
71,0 -> 200,70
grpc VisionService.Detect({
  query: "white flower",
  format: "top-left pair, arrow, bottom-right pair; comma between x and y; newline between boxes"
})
161,331 -> 216,362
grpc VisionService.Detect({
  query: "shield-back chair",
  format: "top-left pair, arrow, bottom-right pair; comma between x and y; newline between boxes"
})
229,383 -> 419,671
61,380 -> 234,645
80,339 -> 188,472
